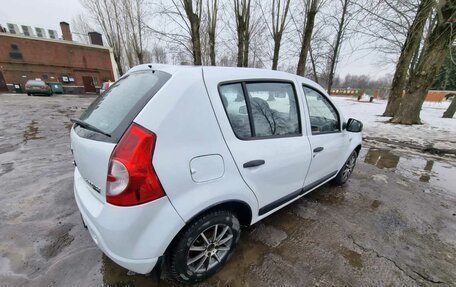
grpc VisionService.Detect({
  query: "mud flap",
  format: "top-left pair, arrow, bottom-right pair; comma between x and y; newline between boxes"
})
80,214 -> 87,229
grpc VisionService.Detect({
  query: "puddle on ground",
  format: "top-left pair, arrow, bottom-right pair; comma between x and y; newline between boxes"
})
307,185 -> 346,205
362,147 -> 455,194
339,246 -> 363,269
23,120 -> 44,143
370,200 -> 381,209
98,226 -> 271,287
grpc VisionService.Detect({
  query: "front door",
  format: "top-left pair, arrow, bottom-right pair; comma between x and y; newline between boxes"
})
216,81 -> 312,213
301,85 -> 349,186
82,76 -> 96,93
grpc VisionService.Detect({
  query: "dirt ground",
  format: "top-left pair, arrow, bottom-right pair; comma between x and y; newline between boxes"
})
0,93 -> 455,287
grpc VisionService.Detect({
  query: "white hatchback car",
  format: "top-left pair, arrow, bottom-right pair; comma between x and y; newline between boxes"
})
71,64 -> 362,284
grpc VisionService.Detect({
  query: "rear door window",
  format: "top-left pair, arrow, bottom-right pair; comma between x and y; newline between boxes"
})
246,82 -> 300,137
77,70 -> 170,142
219,81 -> 301,139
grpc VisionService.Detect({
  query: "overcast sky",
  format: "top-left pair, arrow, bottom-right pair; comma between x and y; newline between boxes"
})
0,0 -> 395,79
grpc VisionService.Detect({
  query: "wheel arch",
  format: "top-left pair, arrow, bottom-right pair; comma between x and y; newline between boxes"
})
164,200 -> 252,255
355,144 -> 362,155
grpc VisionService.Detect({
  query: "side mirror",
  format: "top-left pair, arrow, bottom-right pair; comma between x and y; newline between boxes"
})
346,118 -> 363,133
239,105 -> 247,115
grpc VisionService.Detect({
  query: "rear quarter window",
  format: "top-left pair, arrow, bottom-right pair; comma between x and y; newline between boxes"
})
77,70 -> 170,142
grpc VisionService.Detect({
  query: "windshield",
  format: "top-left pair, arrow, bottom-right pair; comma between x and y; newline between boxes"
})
78,70 -> 170,140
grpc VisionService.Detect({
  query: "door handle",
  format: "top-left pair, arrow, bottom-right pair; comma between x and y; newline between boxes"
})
313,147 -> 324,153
243,160 -> 265,168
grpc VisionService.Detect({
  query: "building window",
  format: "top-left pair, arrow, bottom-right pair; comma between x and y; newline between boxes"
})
9,43 -> 23,60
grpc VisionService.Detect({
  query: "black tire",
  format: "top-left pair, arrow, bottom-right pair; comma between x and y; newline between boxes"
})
27,93 -> 32,96
167,210 -> 241,284
333,150 -> 358,185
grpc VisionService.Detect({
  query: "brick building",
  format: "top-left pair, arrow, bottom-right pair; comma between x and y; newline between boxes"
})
0,22 -> 118,94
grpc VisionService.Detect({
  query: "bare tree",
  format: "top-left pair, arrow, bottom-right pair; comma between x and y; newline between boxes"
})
182,0 -> 203,65
151,0 -> 205,65
382,0 -> 434,116
326,0 -> 352,94
234,0 -> 252,67
261,0 -> 291,70
355,0 -> 419,63
81,0 -> 126,75
71,14 -> 93,44
296,0 -> 320,75
151,45 -> 168,63
122,0 -> 148,64
207,0 -> 218,65
443,95 -> 456,118
392,0 -> 456,124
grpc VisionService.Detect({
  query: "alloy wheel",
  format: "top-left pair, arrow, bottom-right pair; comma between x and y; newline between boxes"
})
186,224 -> 233,273
342,153 -> 356,181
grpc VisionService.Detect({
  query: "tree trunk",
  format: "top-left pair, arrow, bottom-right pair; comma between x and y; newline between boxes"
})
207,0 -> 217,66
115,55 -> 124,76
296,0 -> 318,76
271,35 -> 281,70
383,0 -> 434,117
242,32 -> 249,67
443,95 -> 456,118
270,0 -> 291,70
183,0 -> 202,65
309,46 -> 319,83
190,20 -> 202,65
326,0 -> 348,94
235,0 -> 251,67
391,1 -> 456,124
237,22 -> 244,67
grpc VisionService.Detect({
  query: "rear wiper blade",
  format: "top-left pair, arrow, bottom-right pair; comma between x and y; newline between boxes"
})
70,118 -> 111,137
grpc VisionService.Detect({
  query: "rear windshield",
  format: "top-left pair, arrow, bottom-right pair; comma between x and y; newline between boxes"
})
27,80 -> 45,85
78,70 -> 170,141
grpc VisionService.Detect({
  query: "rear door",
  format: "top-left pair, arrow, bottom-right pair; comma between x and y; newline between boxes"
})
71,70 -> 170,199
301,85 -> 349,186
205,75 -> 312,215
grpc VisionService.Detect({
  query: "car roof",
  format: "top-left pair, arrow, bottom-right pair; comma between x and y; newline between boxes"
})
126,63 -> 325,94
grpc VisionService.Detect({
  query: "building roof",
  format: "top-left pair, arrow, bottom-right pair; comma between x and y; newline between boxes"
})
0,32 -> 111,51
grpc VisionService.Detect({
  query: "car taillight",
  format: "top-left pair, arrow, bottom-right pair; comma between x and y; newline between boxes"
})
106,123 -> 165,206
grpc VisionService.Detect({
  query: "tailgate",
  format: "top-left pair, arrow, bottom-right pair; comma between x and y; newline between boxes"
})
71,128 -> 115,200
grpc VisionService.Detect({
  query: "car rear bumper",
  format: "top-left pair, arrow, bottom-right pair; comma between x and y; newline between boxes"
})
26,89 -> 51,94
73,168 -> 185,274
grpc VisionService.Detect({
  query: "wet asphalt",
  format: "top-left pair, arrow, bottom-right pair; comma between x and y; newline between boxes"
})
0,93 -> 455,287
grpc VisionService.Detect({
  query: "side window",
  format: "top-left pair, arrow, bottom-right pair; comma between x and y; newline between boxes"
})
303,86 -> 340,134
245,82 -> 300,137
219,83 -> 252,138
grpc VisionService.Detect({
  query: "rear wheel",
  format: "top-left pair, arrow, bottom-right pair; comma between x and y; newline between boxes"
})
27,93 -> 31,96
333,150 -> 358,185
167,210 -> 240,284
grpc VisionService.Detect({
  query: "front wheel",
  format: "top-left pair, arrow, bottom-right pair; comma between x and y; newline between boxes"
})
333,150 -> 358,185
167,210 -> 241,284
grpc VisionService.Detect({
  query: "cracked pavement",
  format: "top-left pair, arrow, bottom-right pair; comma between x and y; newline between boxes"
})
0,93 -> 455,286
